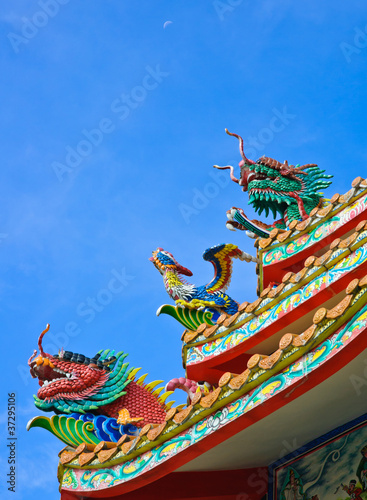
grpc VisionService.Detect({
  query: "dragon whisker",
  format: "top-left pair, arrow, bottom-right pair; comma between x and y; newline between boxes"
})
213,165 -> 239,183
225,128 -> 255,165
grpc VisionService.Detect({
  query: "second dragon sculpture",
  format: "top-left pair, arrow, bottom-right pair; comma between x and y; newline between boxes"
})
215,129 -> 333,238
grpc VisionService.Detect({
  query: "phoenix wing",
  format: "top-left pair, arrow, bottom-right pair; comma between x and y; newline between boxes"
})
203,243 -> 243,294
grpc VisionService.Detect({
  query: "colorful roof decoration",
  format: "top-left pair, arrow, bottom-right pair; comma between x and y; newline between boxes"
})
215,128 -> 333,238
150,244 -> 258,321
27,131 -> 367,499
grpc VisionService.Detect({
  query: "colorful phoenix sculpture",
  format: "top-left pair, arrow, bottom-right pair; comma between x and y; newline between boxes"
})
150,243 -> 258,321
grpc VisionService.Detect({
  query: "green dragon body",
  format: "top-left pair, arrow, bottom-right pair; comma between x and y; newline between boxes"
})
215,129 -> 332,238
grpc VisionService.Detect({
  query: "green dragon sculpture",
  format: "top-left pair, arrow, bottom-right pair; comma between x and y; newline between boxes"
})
215,129 -> 333,238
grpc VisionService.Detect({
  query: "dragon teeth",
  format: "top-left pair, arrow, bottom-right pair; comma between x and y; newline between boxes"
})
52,367 -> 73,378
42,374 -> 72,387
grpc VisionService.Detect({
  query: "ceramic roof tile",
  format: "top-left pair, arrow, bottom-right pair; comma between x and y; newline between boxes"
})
200,387 -> 221,408
223,312 -> 239,327
279,333 -> 297,350
203,325 -> 219,338
216,313 -> 228,325
218,372 -> 233,387
326,294 -> 353,319
173,405 -> 193,424
238,301 -> 249,312
97,447 -> 119,464
247,354 -> 268,370
245,298 -> 263,313
228,369 -> 250,390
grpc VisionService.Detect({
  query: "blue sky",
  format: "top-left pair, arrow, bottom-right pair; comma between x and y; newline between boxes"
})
1,1 -> 367,498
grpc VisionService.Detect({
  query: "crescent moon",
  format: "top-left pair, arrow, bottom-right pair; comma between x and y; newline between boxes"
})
163,21 -> 173,29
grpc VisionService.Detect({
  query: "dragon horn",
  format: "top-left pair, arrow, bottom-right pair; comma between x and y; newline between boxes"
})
225,128 -> 255,165
38,324 -> 50,357
294,163 -> 312,175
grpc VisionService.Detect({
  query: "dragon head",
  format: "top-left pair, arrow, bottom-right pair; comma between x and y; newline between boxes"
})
215,129 -> 332,223
29,325 -> 131,414
150,248 -> 193,276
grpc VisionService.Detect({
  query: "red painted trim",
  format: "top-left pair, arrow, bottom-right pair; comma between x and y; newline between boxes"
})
61,320 -> 367,498
61,469 -> 267,499
104,469 -> 266,500
61,492 -> 80,500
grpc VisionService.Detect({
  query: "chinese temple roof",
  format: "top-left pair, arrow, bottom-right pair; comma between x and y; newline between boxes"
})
27,139 -> 367,498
